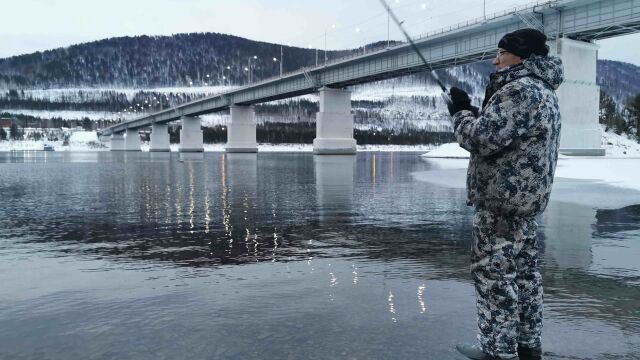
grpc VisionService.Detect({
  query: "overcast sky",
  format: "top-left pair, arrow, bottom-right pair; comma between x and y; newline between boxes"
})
2,0 -> 639,65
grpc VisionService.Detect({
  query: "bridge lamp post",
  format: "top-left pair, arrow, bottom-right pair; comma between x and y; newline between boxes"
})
280,45 -> 284,76
272,57 -> 282,77
222,65 -> 231,86
248,55 -> 257,83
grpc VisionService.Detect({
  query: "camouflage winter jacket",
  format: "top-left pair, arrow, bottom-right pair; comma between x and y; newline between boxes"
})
452,55 -> 564,217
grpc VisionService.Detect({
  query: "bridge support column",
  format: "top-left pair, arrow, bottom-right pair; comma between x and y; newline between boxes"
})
313,87 -> 356,155
550,38 -> 604,156
179,116 -> 204,152
149,123 -> 170,152
225,105 -> 257,153
123,128 -> 141,151
110,132 -> 125,151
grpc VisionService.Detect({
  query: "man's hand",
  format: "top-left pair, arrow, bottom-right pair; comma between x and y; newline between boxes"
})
447,87 -> 479,116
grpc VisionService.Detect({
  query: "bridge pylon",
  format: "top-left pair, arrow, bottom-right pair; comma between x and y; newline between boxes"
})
122,129 -> 141,151
313,87 -> 357,155
550,38 -> 604,156
109,132 -> 125,151
225,105 -> 258,153
149,123 -> 170,152
179,116 -> 204,152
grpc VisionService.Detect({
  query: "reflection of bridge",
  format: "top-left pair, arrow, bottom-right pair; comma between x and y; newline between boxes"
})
99,0 -> 640,155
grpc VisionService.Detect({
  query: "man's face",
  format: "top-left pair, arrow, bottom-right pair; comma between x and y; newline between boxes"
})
492,48 -> 523,69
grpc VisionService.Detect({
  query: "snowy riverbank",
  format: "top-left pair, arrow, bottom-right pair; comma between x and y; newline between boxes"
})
422,126 -> 640,159
418,128 -> 640,193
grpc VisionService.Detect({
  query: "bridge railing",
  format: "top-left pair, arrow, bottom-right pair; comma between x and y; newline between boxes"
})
241,0 -> 560,90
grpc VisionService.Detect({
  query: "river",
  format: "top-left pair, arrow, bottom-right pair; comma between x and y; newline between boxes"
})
1,151 -> 638,359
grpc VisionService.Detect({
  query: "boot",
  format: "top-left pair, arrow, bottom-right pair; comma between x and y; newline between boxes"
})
517,345 -> 542,360
456,343 -> 519,360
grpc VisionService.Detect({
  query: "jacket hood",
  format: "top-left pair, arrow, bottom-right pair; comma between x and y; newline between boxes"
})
489,55 -> 564,92
523,55 -> 564,89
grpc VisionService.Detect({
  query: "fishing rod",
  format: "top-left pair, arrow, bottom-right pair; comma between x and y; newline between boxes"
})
378,0 -> 452,105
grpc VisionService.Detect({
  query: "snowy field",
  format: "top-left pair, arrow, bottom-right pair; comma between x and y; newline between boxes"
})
15,82 -> 444,104
19,86 -> 237,102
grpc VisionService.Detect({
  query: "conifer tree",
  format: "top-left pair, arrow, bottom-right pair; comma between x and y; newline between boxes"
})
627,93 -> 640,141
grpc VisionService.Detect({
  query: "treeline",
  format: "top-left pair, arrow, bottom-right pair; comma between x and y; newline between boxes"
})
599,91 -> 640,139
0,125 -> 64,142
164,123 -> 453,145
1,112 -> 119,131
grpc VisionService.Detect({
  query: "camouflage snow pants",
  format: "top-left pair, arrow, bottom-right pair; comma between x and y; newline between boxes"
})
471,209 -> 543,358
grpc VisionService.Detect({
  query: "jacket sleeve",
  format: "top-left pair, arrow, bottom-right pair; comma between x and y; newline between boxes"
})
452,82 -> 534,157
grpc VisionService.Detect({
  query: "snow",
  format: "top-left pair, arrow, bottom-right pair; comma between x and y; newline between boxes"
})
351,84 -> 443,102
422,128 -> 640,159
554,158 -> 640,191
421,142 -> 470,158
418,128 -> 640,192
69,131 -> 99,143
19,86 -> 238,102
600,125 -> 640,156
2,109 -> 120,121
0,140 -> 107,152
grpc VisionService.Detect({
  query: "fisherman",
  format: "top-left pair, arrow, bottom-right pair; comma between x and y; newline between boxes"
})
446,28 -> 564,360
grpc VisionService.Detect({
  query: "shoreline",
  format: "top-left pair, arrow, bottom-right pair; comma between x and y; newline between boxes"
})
0,141 -> 437,153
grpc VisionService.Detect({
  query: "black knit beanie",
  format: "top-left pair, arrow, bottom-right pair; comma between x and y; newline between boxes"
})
498,28 -> 549,58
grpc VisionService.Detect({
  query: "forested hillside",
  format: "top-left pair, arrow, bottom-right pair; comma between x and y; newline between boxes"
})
0,32 -> 354,88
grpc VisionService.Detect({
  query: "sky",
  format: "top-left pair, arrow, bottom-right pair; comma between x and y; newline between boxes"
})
1,0 -> 639,65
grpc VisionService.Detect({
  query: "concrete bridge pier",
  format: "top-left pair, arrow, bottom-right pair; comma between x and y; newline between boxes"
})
149,123 -> 170,152
110,132 -> 125,151
550,38 -> 605,156
179,116 -> 204,152
313,87 -> 356,155
225,105 -> 258,153
123,128 -> 141,151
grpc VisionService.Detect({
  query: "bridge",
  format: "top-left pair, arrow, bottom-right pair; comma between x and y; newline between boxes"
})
99,0 -> 640,155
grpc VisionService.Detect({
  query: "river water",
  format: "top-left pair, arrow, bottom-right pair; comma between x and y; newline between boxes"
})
0,151 -> 639,360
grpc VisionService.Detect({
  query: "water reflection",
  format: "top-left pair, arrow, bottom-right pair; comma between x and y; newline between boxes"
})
541,201 -> 593,271
179,152 -> 204,162
314,155 -> 355,221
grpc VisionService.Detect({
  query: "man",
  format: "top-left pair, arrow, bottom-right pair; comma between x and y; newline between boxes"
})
446,28 -> 564,360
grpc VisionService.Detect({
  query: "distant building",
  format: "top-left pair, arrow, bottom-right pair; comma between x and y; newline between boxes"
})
0,118 -> 12,139
0,118 -> 12,129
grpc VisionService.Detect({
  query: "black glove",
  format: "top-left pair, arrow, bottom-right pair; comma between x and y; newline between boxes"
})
447,87 -> 479,116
